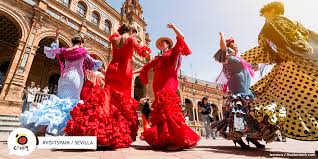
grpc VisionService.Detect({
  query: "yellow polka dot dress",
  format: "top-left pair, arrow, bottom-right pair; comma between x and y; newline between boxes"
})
241,34 -> 318,141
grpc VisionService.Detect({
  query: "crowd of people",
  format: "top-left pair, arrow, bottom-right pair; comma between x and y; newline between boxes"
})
22,82 -> 50,113
19,1 -> 317,151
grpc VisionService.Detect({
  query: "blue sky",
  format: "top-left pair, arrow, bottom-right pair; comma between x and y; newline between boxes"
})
107,0 -> 318,83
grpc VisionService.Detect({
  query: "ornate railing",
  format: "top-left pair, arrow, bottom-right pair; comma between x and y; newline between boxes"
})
33,93 -> 51,103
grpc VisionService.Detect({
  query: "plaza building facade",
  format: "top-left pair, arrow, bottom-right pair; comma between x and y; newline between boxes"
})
0,0 -> 150,115
0,0 -> 224,136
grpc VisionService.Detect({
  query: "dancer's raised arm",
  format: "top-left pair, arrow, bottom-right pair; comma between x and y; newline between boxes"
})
219,32 -> 226,51
168,23 -> 184,39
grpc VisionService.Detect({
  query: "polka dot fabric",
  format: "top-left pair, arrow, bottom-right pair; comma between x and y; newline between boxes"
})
241,36 -> 318,141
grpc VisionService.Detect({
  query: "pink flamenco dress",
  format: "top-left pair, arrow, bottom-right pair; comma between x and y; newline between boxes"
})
139,36 -> 201,150
65,33 -> 150,149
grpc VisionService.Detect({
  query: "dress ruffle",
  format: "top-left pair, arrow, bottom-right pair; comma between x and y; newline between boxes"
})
136,46 -> 151,58
141,89 -> 200,149
20,95 -> 78,136
211,94 -> 279,143
64,84 -> 139,149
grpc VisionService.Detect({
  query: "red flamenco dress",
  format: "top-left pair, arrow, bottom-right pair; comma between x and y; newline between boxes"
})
139,36 -> 201,150
80,69 -> 105,101
65,33 -> 150,149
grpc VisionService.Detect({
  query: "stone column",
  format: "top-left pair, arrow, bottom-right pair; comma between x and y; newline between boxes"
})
3,17 -> 43,102
146,70 -> 154,99
192,107 -> 196,121
0,40 -> 26,100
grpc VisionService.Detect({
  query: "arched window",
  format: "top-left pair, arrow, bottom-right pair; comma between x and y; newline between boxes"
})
104,20 -> 111,34
58,0 -> 70,7
76,2 -> 86,17
91,12 -> 100,26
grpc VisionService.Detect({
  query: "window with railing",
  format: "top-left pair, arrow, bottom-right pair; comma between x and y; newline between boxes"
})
57,0 -> 70,7
91,12 -> 100,26
104,20 -> 111,34
24,0 -> 38,6
76,2 -> 86,17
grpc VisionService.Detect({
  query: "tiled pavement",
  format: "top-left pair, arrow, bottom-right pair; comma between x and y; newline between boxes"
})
0,138 -> 317,159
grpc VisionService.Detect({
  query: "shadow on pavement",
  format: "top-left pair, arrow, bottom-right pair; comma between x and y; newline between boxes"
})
131,145 -> 192,153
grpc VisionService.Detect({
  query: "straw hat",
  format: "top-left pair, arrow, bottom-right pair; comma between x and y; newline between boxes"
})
156,37 -> 173,50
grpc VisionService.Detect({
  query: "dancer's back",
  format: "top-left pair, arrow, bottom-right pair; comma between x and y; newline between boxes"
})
105,34 -> 141,96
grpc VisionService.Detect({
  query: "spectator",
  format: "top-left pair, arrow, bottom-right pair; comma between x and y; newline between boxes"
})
140,98 -> 152,130
42,86 -> 49,94
199,97 -> 214,139
24,82 -> 36,112
182,107 -> 190,125
21,87 -> 28,113
211,103 -> 219,122
211,103 -> 219,138
36,85 -> 41,93
0,71 -> 4,89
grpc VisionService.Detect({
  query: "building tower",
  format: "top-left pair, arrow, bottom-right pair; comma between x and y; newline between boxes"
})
120,0 -> 151,46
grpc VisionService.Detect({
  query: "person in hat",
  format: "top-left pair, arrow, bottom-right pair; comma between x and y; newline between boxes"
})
134,23 -> 200,150
20,29 -> 103,136
211,32 -> 269,149
65,24 -> 151,149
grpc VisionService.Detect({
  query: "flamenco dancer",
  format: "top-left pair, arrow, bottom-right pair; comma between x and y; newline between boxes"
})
241,1 -> 318,141
20,30 -> 102,136
65,24 -> 150,149
134,23 -> 200,150
212,32 -> 268,149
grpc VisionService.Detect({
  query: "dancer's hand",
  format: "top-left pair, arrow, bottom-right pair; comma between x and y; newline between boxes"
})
133,68 -> 142,74
167,23 -> 184,39
139,98 -> 147,104
167,23 -> 175,29
219,32 -> 225,37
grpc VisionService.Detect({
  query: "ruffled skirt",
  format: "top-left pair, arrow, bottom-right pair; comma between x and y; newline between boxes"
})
211,94 -> 279,143
20,95 -> 78,136
141,89 -> 200,150
64,84 -> 139,149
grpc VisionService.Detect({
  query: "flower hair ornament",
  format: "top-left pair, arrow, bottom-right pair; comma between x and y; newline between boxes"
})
226,37 -> 235,47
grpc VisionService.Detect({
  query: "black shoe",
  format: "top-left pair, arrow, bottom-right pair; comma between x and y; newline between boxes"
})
233,140 -> 250,150
246,137 -> 265,148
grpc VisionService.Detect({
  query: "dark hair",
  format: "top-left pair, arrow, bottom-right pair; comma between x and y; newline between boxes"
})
260,1 -> 284,16
118,24 -> 138,35
118,24 -> 130,35
71,35 -> 84,45
202,96 -> 208,101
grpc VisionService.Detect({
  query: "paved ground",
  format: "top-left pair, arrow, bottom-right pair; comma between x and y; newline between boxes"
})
0,138 -> 317,159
